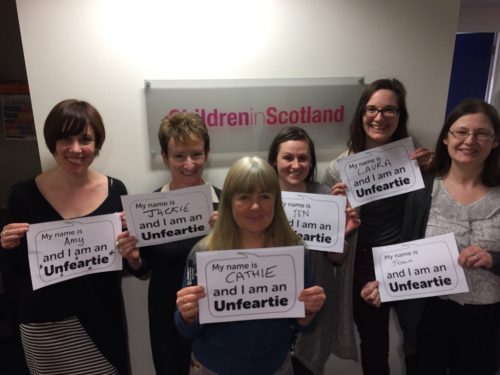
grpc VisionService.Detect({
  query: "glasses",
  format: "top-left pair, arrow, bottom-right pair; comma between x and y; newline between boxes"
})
448,129 -> 495,142
364,106 -> 399,118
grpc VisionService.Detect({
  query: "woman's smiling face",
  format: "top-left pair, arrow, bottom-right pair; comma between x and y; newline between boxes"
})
231,188 -> 275,239
54,126 -> 96,174
163,136 -> 208,189
362,89 -> 400,149
275,139 -> 311,191
444,112 -> 498,168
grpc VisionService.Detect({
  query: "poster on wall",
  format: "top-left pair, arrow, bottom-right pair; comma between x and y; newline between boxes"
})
144,77 -> 364,160
1,95 -> 35,140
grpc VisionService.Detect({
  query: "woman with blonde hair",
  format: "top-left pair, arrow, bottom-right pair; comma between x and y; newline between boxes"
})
175,156 -> 326,375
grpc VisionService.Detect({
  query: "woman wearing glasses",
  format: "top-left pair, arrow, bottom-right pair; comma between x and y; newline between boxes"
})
362,98 -> 500,374
323,78 -> 432,374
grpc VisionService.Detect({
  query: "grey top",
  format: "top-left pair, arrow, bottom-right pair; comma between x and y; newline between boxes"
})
293,174 -> 359,375
306,181 -> 330,195
426,178 -> 500,305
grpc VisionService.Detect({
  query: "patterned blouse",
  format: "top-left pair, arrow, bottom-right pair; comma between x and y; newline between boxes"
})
425,178 -> 500,305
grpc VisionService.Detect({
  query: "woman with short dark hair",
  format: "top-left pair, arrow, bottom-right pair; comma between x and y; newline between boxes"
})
0,99 -> 130,374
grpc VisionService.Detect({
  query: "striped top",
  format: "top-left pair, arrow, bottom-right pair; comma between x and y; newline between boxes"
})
20,316 -> 118,375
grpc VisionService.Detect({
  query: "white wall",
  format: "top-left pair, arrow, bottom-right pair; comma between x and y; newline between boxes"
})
458,4 -> 500,32
490,37 -> 500,110
16,0 -> 460,374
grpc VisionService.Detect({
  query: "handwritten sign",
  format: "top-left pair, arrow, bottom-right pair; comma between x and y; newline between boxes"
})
121,185 -> 213,247
337,137 -> 424,208
26,213 -> 122,290
281,192 -> 346,253
196,246 -> 305,324
372,233 -> 469,302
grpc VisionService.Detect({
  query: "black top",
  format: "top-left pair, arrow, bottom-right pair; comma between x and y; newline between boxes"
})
357,193 -> 408,248
0,177 -> 130,374
126,184 -> 221,375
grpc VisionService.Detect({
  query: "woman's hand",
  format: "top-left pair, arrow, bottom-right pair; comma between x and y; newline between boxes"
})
360,280 -> 381,307
332,183 -> 359,235
345,205 -> 360,235
119,211 -> 128,230
458,245 -> 493,269
411,147 -> 434,173
331,182 -> 347,196
208,211 -> 218,228
176,285 -> 206,325
0,223 -> 29,249
115,231 -> 142,270
297,286 -> 326,325
327,251 -> 345,265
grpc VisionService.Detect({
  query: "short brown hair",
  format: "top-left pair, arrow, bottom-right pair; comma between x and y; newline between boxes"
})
44,99 -> 105,155
158,112 -> 210,155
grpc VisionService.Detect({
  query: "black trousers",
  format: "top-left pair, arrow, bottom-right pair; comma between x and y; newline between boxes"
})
353,246 -> 391,375
416,298 -> 500,375
148,266 -> 192,375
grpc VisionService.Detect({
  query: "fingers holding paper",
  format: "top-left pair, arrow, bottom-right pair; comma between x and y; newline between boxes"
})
361,280 -> 381,308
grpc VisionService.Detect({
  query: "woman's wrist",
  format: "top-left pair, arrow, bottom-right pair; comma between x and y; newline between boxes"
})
127,257 -> 142,270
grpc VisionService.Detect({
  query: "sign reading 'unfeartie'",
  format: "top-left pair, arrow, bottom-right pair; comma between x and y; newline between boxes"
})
121,185 -> 213,247
27,213 -> 122,290
196,246 -> 305,324
338,137 -> 424,208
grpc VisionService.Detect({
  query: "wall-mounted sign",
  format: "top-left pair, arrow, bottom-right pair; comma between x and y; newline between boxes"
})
144,77 -> 364,160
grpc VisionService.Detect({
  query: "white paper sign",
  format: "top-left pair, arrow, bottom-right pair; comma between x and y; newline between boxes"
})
121,185 -> 213,247
281,192 -> 346,253
372,233 -> 469,302
26,213 -> 122,290
337,137 -> 424,208
196,246 -> 305,324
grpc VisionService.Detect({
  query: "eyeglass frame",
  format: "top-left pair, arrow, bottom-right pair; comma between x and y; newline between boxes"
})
448,129 -> 496,142
363,106 -> 400,118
